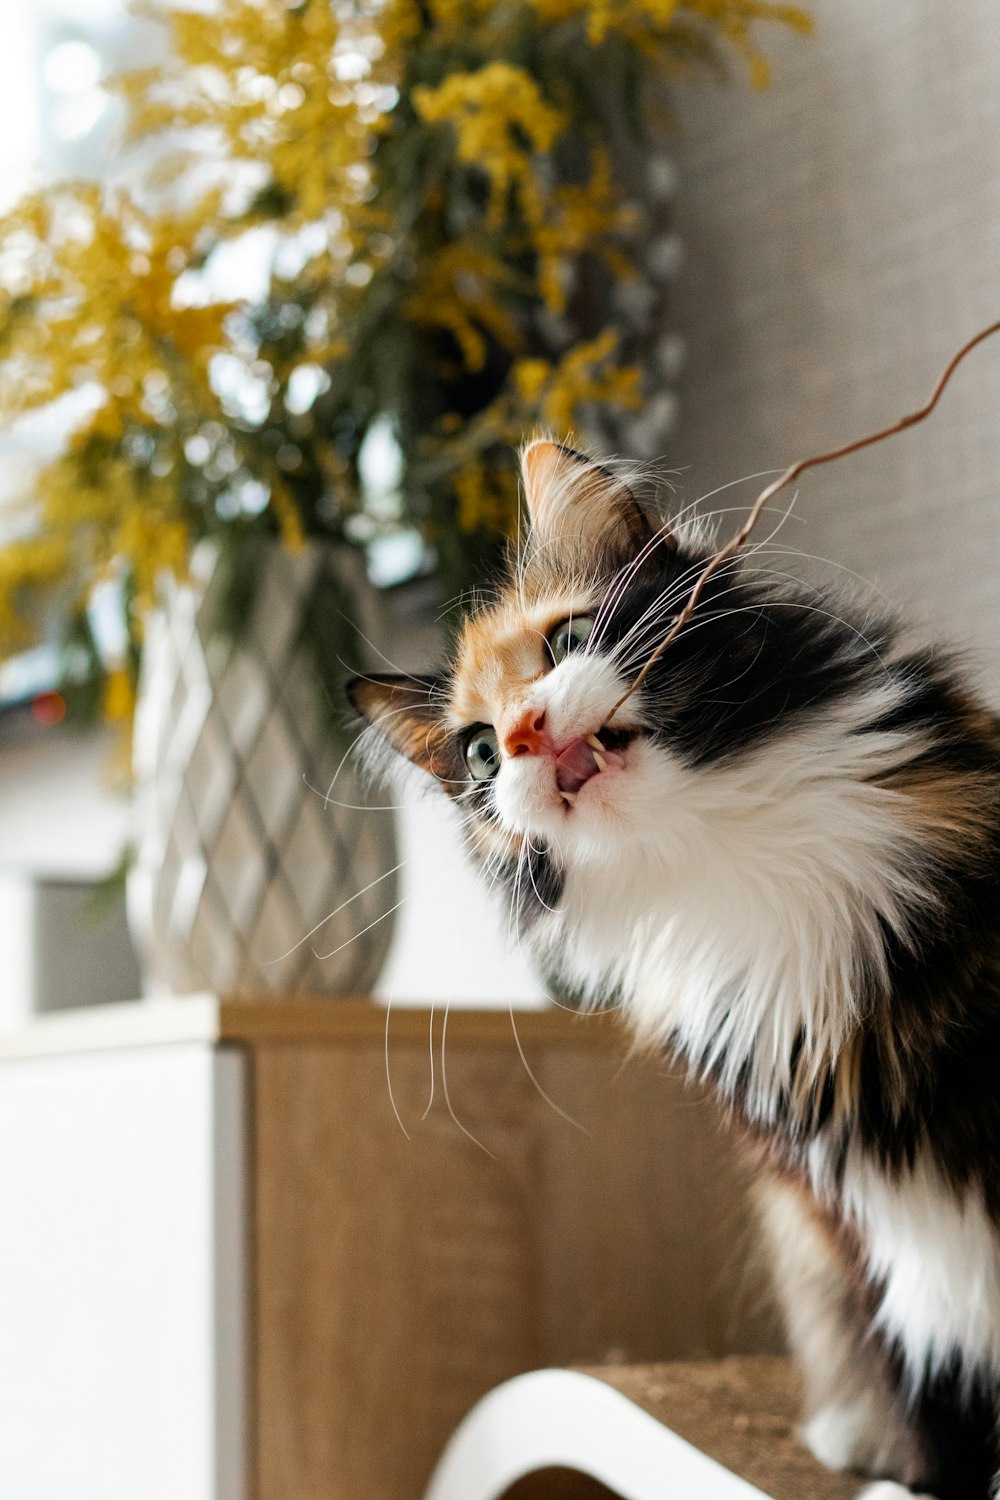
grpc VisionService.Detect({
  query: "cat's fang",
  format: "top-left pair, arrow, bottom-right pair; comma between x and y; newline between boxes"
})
585,733 -> 604,752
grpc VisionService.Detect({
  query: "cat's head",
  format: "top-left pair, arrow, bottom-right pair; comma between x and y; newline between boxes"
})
347,440 -> 733,866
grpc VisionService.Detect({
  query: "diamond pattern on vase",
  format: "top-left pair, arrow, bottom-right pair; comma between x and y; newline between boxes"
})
211,649 -> 271,749
128,540 -> 397,999
243,711 -> 302,848
279,795 -> 338,922
207,793 -> 265,933
182,715 -> 238,848
186,878 -> 241,994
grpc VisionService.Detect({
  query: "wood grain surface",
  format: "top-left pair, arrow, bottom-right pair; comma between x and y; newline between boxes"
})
250,1008 -> 766,1500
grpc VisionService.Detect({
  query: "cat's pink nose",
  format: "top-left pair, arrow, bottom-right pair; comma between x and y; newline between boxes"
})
504,708 -> 549,758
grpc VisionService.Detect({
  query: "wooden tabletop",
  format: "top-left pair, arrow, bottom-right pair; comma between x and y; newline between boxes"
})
0,994 -> 627,1061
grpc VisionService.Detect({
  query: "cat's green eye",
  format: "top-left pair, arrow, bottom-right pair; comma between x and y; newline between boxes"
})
548,615 -> 595,664
465,726 -> 501,781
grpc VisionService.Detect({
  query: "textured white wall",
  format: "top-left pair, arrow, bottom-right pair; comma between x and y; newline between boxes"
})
371,588 -> 547,1006
373,796 -> 547,1007
667,0 -> 1000,702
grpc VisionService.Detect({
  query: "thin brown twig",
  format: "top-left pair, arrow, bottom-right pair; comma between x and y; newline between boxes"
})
606,317 -> 1000,723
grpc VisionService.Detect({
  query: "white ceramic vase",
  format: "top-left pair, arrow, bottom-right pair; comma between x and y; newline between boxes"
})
127,540 -> 396,999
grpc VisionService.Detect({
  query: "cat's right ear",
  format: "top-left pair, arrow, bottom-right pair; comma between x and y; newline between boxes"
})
520,439 -> 658,561
346,673 -> 447,779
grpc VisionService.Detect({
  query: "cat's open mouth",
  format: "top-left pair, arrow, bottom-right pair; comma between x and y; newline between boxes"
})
556,725 -> 635,804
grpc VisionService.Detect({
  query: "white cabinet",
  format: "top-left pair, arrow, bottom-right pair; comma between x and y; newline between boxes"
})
0,1037 -> 246,1500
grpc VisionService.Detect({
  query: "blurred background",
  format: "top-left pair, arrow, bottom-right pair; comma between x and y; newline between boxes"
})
0,0 -> 998,1022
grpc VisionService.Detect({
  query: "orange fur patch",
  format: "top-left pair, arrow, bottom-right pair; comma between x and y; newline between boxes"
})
450,590 -> 595,730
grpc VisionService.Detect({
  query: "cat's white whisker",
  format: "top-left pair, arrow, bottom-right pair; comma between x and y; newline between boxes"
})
266,857 -> 410,964
335,624 -> 428,688
666,497 -> 793,537
421,1000 -> 436,1121
312,896 -> 405,962
667,466 -> 786,527
612,598 -> 892,682
607,547 -> 735,641
604,552 -> 741,664
607,542 -> 806,667
507,1000 -> 588,1135
525,837 -> 558,915
304,767 -> 432,815
440,1005 -> 496,1158
335,700 -> 436,807
586,522 -> 677,655
740,541 -> 893,605
384,999 -> 412,1142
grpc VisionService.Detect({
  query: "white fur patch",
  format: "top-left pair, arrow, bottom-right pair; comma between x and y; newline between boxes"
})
836,1147 -> 1000,1389
491,651 -> 640,841
498,651 -> 933,1120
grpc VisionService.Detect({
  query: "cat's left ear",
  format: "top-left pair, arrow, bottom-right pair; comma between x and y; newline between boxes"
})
520,439 -> 659,559
347,673 -> 448,778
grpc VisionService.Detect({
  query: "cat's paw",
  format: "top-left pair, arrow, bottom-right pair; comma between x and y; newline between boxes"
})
802,1399 -> 913,1476
803,1401 -> 877,1471
855,1485 -> 936,1500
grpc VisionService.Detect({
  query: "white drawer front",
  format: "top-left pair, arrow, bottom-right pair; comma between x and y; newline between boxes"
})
0,1043 -> 246,1500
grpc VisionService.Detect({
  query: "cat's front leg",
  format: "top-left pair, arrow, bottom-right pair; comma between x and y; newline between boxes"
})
755,1174 -> 928,1485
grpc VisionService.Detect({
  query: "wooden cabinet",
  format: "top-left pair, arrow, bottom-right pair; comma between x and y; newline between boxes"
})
0,999 -> 758,1500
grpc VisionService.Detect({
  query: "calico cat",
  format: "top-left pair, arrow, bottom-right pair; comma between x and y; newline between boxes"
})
349,438 -> 1000,1500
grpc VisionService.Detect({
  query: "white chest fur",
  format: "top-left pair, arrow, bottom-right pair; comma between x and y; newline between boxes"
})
537,691 -> 934,1123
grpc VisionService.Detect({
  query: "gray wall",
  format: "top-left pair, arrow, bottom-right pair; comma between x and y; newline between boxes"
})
668,0 -> 1000,701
